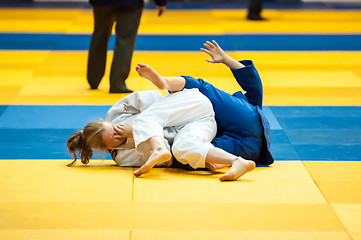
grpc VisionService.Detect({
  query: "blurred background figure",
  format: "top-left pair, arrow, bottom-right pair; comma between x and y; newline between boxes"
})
247,0 -> 265,20
87,0 -> 167,93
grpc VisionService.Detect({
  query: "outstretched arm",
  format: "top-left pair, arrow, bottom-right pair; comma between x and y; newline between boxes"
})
201,40 -> 245,70
135,40 -> 246,92
203,40 -> 264,108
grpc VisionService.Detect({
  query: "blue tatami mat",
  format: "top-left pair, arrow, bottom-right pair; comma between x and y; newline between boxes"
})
1,34 -> 361,51
0,105 -> 109,129
0,129 -> 76,159
271,106 -> 361,161
0,105 -> 360,161
269,130 -> 301,160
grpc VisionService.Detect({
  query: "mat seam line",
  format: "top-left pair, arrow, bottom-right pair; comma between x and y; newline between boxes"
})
301,161 -> 354,240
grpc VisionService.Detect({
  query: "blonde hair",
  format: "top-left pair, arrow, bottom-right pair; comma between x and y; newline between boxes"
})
66,119 -> 107,167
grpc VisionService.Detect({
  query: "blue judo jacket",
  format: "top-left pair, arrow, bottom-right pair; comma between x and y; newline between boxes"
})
183,60 -> 273,166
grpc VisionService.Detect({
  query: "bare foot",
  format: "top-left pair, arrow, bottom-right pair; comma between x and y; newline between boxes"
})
134,149 -> 172,177
136,63 -> 167,90
219,158 -> 255,181
205,162 -> 230,171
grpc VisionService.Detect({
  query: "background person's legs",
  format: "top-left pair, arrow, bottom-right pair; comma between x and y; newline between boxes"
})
110,5 -> 143,93
247,0 -> 265,21
87,6 -> 116,90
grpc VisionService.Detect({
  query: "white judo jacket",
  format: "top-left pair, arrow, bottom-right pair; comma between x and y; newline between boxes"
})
105,90 -> 180,167
106,89 -> 216,169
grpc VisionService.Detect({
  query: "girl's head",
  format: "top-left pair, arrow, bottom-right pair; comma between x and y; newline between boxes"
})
66,119 -> 126,166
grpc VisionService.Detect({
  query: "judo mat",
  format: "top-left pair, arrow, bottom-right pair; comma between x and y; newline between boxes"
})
0,3 -> 361,240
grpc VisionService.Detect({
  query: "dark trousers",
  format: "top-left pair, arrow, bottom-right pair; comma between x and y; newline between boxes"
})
87,4 -> 143,92
247,0 -> 263,18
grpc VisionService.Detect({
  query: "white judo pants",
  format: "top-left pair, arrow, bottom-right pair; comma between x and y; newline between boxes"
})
132,89 -> 217,169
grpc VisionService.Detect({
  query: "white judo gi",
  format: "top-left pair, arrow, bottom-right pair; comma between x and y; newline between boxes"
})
132,89 -> 217,169
106,89 -> 216,169
106,90 -> 177,167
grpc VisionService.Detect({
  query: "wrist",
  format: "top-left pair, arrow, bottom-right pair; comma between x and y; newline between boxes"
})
222,55 -> 232,64
223,56 -> 245,69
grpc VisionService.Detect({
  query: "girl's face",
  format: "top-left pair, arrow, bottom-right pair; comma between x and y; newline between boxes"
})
102,122 -> 127,149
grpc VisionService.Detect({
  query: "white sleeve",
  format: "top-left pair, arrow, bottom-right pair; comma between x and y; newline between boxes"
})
106,90 -> 163,125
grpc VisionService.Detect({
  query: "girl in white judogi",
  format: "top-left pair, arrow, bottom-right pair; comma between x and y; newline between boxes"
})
104,89 -> 215,170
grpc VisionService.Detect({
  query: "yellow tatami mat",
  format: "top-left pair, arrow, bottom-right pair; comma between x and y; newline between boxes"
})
0,51 -> 360,105
0,160 -> 358,240
0,9 -> 360,33
332,204 -> 361,240
133,161 -> 326,204
303,161 -> 361,204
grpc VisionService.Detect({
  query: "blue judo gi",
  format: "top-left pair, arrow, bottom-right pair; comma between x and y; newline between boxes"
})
182,60 -> 274,166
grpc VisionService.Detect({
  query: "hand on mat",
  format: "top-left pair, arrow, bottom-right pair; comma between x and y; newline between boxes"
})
201,40 -> 227,64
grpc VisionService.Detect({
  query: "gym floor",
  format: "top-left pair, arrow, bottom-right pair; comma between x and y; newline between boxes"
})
0,2 -> 360,239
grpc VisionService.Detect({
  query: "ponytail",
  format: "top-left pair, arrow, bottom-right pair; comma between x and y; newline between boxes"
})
66,130 -> 93,167
66,119 -> 106,166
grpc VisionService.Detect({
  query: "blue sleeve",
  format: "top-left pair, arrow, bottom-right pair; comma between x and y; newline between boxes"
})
182,75 -> 207,89
231,60 -> 263,109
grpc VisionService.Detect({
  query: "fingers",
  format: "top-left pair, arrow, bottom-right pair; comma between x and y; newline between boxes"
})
113,126 -> 123,136
200,48 -> 210,54
201,48 -> 214,63
204,41 -> 215,50
114,124 -> 122,132
212,40 -> 219,48
114,124 -> 126,137
203,40 -> 220,50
